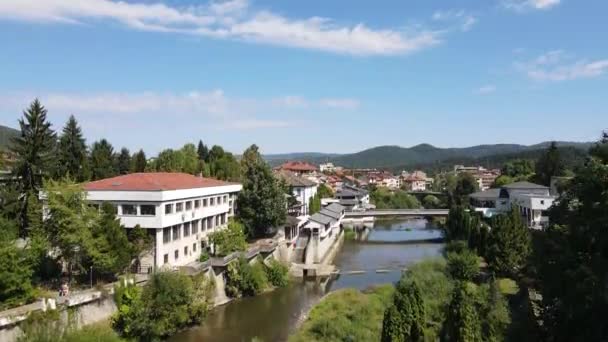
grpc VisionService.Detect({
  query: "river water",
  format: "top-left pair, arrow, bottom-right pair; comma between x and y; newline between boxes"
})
171,218 -> 444,342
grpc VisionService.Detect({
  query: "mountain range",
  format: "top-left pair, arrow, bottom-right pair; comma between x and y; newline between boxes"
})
0,124 -> 19,150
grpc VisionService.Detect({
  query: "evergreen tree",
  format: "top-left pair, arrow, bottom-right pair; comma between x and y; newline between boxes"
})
56,115 -> 89,181
452,173 -> 479,205
442,282 -> 482,342
10,99 -> 57,235
486,209 -> 531,276
116,147 -> 131,175
197,140 -> 209,162
0,217 -> 34,308
237,144 -> 286,237
534,141 -> 565,186
89,202 -> 133,276
132,149 -> 147,172
381,280 -> 426,342
90,139 -> 117,180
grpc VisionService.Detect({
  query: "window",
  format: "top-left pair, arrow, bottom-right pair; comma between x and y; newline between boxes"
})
193,243 -> 197,252
210,197 -> 215,206
203,198 -> 208,207
164,254 -> 168,264
172,225 -> 180,240
192,220 -> 199,234
202,218 -> 207,231
183,222 -> 190,237
141,205 -> 156,216
194,200 -> 201,208
215,215 -> 220,226
122,204 -> 137,215
174,250 -> 179,260
186,201 -> 192,210
176,202 -> 184,212
540,200 -> 545,205
184,246 -> 188,256
224,195 -> 228,203
165,204 -> 173,214
207,217 -> 214,229
163,227 -> 171,244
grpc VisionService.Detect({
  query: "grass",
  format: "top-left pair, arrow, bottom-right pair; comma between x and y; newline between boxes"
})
289,285 -> 394,342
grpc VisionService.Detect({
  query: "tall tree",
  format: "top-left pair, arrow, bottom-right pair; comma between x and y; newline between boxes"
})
116,147 -> 131,175
132,149 -> 147,172
452,173 -> 479,205
534,141 -> 565,186
442,282 -> 482,342
10,99 -> 57,235
486,209 -> 531,276
56,115 -> 89,181
237,144 -> 286,237
381,280 -> 426,342
90,139 -> 117,180
197,140 -> 209,162
180,143 -> 199,175
89,202 -> 133,276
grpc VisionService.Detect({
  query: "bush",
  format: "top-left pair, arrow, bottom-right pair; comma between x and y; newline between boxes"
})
344,229 -> 356,240
18,310 -> 123,342
0,238 -> 34,309
265,259 -> 289,288
225,257 -> 269,297
209,219 -> 247,257
444,240 -> 468,255
199,249 -> 210,262
446,249 -> 480,281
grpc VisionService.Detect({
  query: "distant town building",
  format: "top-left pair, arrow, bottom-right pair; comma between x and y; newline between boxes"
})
469,181 -> 555,229
83,172 -> 242,268
303,203 -> 345,264
275,170 -> 318,216
335,185 -> 370,210
402,170 -> 430,191
275,161 -> 317,175
454,165 -> 500,191
319,162 -> 337,173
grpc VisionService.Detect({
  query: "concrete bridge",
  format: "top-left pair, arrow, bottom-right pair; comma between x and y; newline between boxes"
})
344,209 -> 449,218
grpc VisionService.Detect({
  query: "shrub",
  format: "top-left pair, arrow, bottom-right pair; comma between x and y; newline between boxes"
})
444,240 -> 468,255
225,257 -> 269,297
199,249 -> 210,262
446,249 -> 480,281
209,219 -> 247,257
265,259 -> 289,288
344,229 -> 356,240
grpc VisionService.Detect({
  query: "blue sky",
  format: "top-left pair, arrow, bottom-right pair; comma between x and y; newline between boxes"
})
0,0 -> 606,154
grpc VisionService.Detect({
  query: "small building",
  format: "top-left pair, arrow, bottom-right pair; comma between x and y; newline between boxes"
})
275,161 -> 317,175
84,172 -> 242,268
275,170 -> 318,216
469,181 -> 555,229
335,185 -> 370,210
304,203 -> 345,264
454,165 -> 500,191
404,173 -> 427,191
319,162 -> 336,173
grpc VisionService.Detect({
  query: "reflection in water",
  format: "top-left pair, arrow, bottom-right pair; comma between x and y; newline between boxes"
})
171,218 -> 444,342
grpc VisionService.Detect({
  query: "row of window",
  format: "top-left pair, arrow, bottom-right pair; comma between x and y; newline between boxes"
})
162,214 -> 227,244
164,195 -> 230,215
121,204 -> 156,216
163,241 -> 206,264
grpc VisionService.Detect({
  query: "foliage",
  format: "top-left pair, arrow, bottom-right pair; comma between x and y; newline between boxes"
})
444,206 -> 488,256
371,187 -> 420,209
452,172 -> 479,205
535,133 -> 608,341
422,194 -> 440,209
381,280 -> 425,342
88,202 -> 133,277
446,248 -> 480,281
492,175 -> 514,188
534,141 -> 566,186
486,209 -> 531,276
116,147 -> 131,175
238,144 -> 286,237
475,280 -> 511,342
0,220 -> 34,309
127,224 -> 153,261
344,229 -> 356,240
502,159 -> 534,178
265,259 -> 289,288
198,249 -> 210,262
149,144 -> 201,174
55,115 -> 89,182
209,219 -> 247,256
205,145 -> 241,181
308,184 -> 334,214
442,282 -> 483,342
197,140 -> 209,162
90,139 -> 117,180
225,257 -> 268,297
131,149 -> 147,172
111,271 -> 211,340
290,285 -> 394,342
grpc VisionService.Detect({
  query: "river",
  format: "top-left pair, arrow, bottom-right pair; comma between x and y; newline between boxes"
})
171,218 -> 444,342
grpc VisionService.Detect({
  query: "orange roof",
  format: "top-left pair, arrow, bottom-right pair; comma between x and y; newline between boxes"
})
277,161 -> 317,172
84,172 -> 235,191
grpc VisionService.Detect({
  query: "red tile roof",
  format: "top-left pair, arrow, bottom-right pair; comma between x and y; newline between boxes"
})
84,173 -> 235,191
277,161 -> 317,172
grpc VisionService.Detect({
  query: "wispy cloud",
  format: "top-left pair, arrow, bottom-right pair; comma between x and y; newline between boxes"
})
516,50 -> 608,81
319,98 -> 360,110
0,0 -> 446,56
228,119 -> 292,130
432,10 -> 477,32
474,85 -> 497,95
503,0 -> 561,11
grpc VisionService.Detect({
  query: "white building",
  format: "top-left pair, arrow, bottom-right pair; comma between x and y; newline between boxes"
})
304,203 -> 345,264
469,181 -> 555,229
275,170 -> 318,216
319,162 -> 336,173
381,176 -> 401,189
335,185 -> 370,210
84,172 -> 242,268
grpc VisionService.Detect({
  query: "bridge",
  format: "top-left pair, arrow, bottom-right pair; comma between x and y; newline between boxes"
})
344,209 -> 449,218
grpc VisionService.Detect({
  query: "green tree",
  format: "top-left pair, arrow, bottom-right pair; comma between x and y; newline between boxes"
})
10,99 -> 57,235
88,203 -> 133,277
492,175 -> 513,188
153,148 -> 182,172
180,143 -> 199,174
422,194 -> 440,209
197,140 -> 209,162
486,209 -> 531,276
534,141 -> 565,186
238,145 -> 286,237
453,173 -> 479,205
116,147 -> 131,175
56,115 -> 89,181
131,149 -> 147,172
381,280 -> 425,342
502,159 -> 534,178
209,219 -> 247,256
0,218 -> 34,309
442,282 -> 482,342
90,139 -> 117,180
446,249 -> 479,281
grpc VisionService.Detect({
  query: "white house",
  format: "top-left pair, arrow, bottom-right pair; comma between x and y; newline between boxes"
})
84,172 -> 242,269
470,181 -> 555,229
304,203 -> 345,264
319,162 -> 336,173
275,170 -> 318,216
335,185 -> 370,210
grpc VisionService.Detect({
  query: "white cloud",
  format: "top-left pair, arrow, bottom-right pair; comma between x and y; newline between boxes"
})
474,85 -> 497,94
272,96 -> 308,109
0,0 -> 444,56
319,98 -> 360,110
516,51 -> 608,81
503,0 -> 560,11
432,10 -> 477,32
228,119 -> 292,130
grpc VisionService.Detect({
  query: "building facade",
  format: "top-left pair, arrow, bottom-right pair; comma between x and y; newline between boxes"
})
84,173 -> 242,269
275,170 -> 318,216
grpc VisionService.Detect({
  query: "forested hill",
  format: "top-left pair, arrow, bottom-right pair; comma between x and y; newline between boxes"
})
264,141 -> 592,170
0,124 -> 19,150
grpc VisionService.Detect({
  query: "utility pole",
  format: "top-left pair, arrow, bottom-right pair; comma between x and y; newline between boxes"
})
90,266 -> 93,288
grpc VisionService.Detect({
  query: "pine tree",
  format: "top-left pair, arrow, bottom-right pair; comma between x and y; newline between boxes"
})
56,115 -> 89,181
117,147 -> 131,175
381,280 -> 426,342
486,209 -> 531,276
442,282 -> 482,342
90,139 -> 117,180
197,140 -> 209,162
534,141 -> 565,186
10,99 -> 57,235
132,149 -> 147,172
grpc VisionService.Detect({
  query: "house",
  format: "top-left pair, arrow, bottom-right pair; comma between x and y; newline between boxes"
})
403,171 -> 427,192
275,161 -> 317,175
83,172 -> 242,268
469,181 -> 555,229
319,162 -> 336,173
275,170 -> 318,216
381,176 -> 401,189
335,185 -> 370,210
304,203 -> 345,263
454,165 -> 500,191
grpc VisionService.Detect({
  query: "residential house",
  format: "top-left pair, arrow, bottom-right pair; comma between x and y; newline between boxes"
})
335,184 -> 370,210
275,170 -> 318,216
275,161 -> 317,175
304,203 -> 345,263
